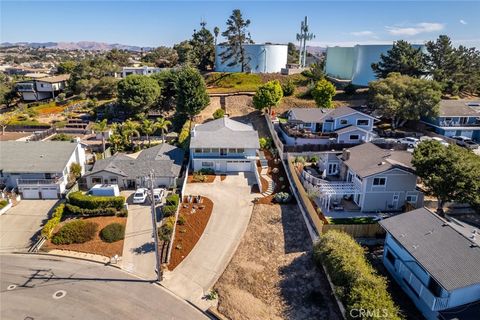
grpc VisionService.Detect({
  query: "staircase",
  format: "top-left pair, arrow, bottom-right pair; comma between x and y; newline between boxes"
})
260,168 -> 275,197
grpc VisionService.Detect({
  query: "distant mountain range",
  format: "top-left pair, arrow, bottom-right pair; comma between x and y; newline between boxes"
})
0,41 -> 153,52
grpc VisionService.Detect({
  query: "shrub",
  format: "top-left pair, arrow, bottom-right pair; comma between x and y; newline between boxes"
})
158,216 -> 176,241
193,172 -> 207,182
178,120 -> 191,150
41,204 -> 65,239
162,205 -> 177,217
100,223 -> 125,243
177,215 -> 186,225
274,192 -> 291,203
116,208 -> 128,217
198,168 -> 214,175
259,137 -> 272,149
212,108 -> 225,119
309,155 -> 319,164
64,203 -> 117,217
311,79 -> 336,108
68,191 -> 125,210
166,194 -> 180,206
69,162 -> 82,179
51,133 -> 73,141
51,220 -> 98,245
0,199 -> 8,209
294,156 -> 306,165
314,231 -> 401,320
281,79 -> 296,96
344,83 -> 357,95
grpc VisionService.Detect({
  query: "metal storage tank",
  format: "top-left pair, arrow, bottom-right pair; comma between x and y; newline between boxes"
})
215,44 -> 288,73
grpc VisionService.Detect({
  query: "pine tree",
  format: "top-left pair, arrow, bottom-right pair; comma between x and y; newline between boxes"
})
220,9 -> 253,72
191,21 -> 215,71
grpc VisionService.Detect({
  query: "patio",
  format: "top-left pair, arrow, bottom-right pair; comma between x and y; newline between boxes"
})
279,122 -> 335,139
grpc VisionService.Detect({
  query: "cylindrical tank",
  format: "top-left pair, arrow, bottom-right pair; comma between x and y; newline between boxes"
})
215,44 -> 288,73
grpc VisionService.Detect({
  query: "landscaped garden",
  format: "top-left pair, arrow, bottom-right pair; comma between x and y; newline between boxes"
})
187,168 -> 217,183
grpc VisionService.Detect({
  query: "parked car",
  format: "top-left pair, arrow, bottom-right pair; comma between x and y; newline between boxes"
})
151,188 -> 165,203
133,188 -> 148,204
397,137 -> 420,148
452,136 -> 479,149
419,136 -> 449,147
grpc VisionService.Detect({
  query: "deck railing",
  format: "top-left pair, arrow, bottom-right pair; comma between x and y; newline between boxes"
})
17,177 -> 64,186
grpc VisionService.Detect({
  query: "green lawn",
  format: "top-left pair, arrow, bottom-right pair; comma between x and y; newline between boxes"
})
205,72 -> 263,93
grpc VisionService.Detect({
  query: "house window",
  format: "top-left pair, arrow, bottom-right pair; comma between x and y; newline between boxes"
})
202,162 -> 214,167
110,178 -> 118,184
356,119 -> 369,126
340,119 -> 348,125
92,177 -> 102,184
386,249 -> 396,265
406,195 -> 418,204
202,148 -> 211,153
349,134 -> 359,140
220,148 -> 227,156
194,148 -> 203,153
236,148 -> 244,154
373,177 -> 386,186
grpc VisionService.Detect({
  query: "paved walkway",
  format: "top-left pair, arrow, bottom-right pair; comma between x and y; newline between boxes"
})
162,172 -> 257,310
121,192 -> 157,280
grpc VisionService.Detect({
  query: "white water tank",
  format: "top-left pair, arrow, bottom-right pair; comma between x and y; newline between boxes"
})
215,44 -> 288,73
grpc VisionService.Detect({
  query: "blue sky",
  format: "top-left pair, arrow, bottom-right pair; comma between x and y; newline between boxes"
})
1,1 -> 479,48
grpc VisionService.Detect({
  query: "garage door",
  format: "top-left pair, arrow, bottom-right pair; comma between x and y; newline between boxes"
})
226,160 -> 252,172
22,188 -> 40,199
41,187 -> 59,199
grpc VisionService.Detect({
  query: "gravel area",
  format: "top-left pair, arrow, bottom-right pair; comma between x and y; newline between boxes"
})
215,204 -> 341,320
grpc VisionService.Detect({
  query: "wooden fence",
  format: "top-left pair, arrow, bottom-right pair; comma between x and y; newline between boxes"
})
319,223 -> 385,238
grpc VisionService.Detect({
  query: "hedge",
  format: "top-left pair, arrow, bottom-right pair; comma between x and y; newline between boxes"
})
158,216 -> 176,241
314,231 -> 402,320
68,191 -> 125,210
178,120 -> 191,150
162,205 -> 177,217
100,223 -> 125,243
51,220 -> 98,245
41,204 -> 65,239
166,194 -> 180,206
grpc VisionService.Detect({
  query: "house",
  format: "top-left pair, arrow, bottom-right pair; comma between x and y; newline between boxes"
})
117,66 -> 166,78
84,143 -> 185,189
302,142 -> 423,212
379,208 -> 480,320
0,140 -> 86,199
422,100 -> 480,141
215,44 -> 288,73
280,106 -> 376,146
190,117 -> 260,173
16,74 -> 70,101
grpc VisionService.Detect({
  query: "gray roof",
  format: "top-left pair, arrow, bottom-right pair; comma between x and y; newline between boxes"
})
340,143 -> 413,178
380,208 -> 480,291
190,117 -> 260,149
85,143 -> 184,179
439,100 -> 480,117
334,125 -> 370,135
289,106 -> 374,123
0,141 -> 79,173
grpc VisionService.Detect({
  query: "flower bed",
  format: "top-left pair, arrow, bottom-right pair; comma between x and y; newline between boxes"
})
167,196 -> 213,270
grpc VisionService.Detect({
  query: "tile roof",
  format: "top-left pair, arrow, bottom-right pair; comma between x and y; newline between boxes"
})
190,117 -> 260,149
380,208 -> 480,291
340,143 -> 413,177
0,141 -> 79,173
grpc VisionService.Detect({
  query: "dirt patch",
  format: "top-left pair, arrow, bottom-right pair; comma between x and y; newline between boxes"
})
0,132 -> 31,141
167,196 -> 213,270
187,174 -> 216,183
215,204 -> 341,320
44,216 -> 126,258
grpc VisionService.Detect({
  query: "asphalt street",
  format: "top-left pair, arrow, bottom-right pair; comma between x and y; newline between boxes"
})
0,254 -> 208,320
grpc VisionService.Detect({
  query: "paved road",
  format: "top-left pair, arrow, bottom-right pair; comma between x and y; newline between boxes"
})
0,200 -> 58,252
162,172 -> 257,310
120,192 -> 158,280
0,254 -> 208,320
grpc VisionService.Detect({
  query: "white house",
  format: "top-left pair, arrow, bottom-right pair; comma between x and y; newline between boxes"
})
16,74 -> 70,101
380,208 -> 480,320
117,66 -> 165,78
190,117 -> 260,173
280,106 -> 376,146
0,140 -> 86,199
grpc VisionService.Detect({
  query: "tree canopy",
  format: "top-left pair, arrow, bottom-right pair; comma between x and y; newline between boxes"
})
369,73 -> 441,128
175,67 -> 210,119
190,21 -> 215,71
371,40 -> 426,79
412,140 -> 480,214
287,42 -> 299,64
220,9 -> 253,72
311,79 -> 336,108
252,80 -> 283,115
142,46 -> 178,68
117,74 -> 161,113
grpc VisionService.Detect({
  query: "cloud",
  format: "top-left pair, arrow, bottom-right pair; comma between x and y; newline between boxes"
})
460,19 -> 467,25
386,22 -> 444,36
350,31 -> 375,37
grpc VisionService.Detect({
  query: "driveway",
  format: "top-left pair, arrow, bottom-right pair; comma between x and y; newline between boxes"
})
120,191 -> 157,280
162,172 -> 257,310
1,254 -> 208,320
0,200 -> 58,252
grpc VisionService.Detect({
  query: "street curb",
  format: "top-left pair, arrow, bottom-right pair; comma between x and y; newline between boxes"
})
24,251 -> 123,269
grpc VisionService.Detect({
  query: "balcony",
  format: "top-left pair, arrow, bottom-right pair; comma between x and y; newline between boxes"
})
279,122 -> 336,140
439,120 -> 480,128
17,177 -> 64,186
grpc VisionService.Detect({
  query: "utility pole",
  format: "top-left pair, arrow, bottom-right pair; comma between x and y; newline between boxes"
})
148,172 -> 162,282
296,16 -> 315,68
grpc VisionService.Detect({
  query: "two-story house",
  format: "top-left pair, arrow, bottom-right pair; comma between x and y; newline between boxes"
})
301,143 -> 423,212
0,140 -> 86,199
380,208 -> 480,320
16,74 -> 70,101
190,116 -> 260,174
422,100 -> 480,141
280,106 -> 377,146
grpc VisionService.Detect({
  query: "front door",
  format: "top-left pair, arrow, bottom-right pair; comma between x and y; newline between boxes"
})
328,163 -> 338,175
215,162 -> 221,172
392,193 -> 399,209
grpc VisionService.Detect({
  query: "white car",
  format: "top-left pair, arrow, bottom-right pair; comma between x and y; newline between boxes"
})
151,188 -> 165,203
132,188 -> 148,204
397,137 -> 420,148
419,136 -> 449,147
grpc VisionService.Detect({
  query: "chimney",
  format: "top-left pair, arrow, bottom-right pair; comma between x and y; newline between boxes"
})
343,149 -> 350,161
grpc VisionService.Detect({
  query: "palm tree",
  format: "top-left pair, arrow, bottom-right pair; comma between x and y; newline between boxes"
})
155,117 -> 172,143
121,119 -> 140,147
213,26 -> 220,46
91,119 -> 108,158
108,133 -> 124,153
140,119 -> 157,146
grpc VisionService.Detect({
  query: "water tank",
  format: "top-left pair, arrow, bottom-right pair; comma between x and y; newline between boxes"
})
215,44 -> 288,73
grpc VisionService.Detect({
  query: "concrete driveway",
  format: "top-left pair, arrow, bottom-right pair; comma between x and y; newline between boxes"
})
0,200 -> 58,252
162,172 -> 257,310
121,191 -> 158,280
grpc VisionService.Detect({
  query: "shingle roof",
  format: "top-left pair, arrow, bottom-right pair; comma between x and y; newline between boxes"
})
334,125 -> 370,135
190,117 -> 260,149
380,208 -> 480,291
85,143 -> 184,178
38,74 -> 70,83
0,141 -> 79,173
289,106 -> 374,123
340,143 -> 413,178
438,100 -> 480,117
